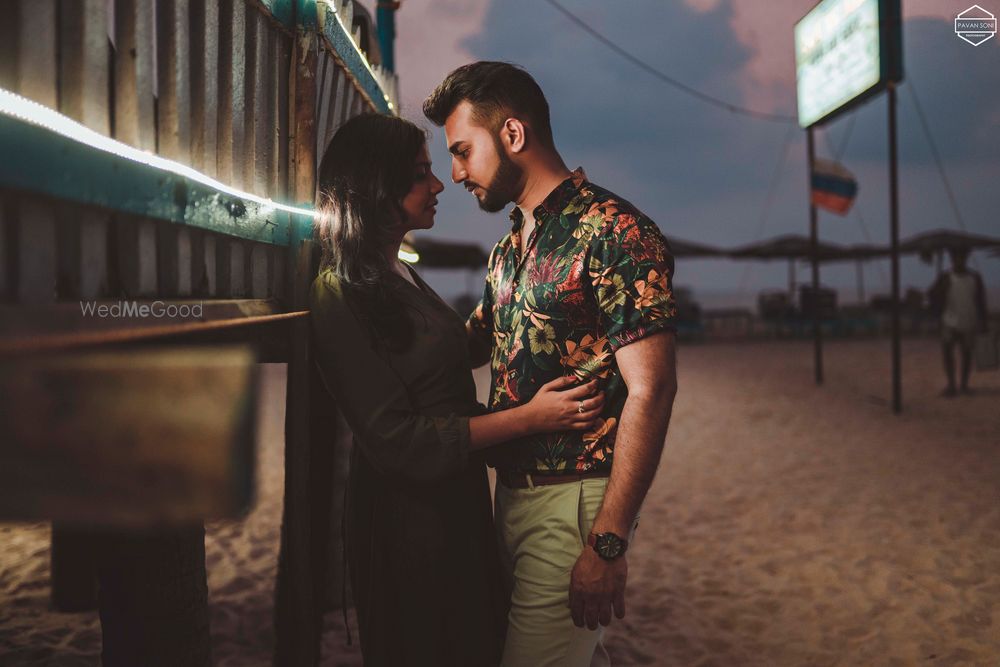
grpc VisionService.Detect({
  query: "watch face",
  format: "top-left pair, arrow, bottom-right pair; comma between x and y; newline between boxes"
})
596,533 -> 623,559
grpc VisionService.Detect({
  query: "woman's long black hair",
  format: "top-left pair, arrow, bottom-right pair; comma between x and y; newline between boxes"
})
316,113 -> 428,349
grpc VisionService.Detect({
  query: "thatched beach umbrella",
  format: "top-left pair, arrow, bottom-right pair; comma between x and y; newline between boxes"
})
729,234 -> 848,296
898,229 -> 1000,255
665,237 -> 724,258
898,229 -> 1000,276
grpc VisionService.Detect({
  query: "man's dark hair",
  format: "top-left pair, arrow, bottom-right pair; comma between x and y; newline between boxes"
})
423,61 -> 554,148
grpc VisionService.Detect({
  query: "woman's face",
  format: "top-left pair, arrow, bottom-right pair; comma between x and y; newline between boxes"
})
399,144 -> 444,232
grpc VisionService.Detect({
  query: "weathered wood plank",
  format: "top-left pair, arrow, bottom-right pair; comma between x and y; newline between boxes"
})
190,0 -> 220,177
267,31 -> 280,196
315,54 -> 334,157
17,199 -> 57,304
324,67 -> 346,157
115,214 -> 159,298
78,212 -> 110,300
352,84 -> 366,116
290,27 -> 317,206
0,10 -> 16,91
0,196 -> 8,299
55,206 -> 82,299
58,0 -> 110,135
156,0 -> 192,164
0,346 -> 258,525
216,239 -> 246,298
113,0 -> 156,152
275,240 -> 322,666
334,73 -> 354,136
157,222 -> 193,297
155,0 -> 193,297
201,233 -> 217,296
244,11 -> 270,194
250,243 -> 269,298
15,0 -> 58,108
56,1 -> 112,301
275,34 -> 291,200
217,0 -> 247,188
269,245 -> 285,300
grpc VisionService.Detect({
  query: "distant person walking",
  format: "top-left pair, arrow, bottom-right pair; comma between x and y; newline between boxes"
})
929,248 -> 988,396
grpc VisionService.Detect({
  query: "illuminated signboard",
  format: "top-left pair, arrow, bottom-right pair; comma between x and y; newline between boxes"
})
795,0 -> 902,128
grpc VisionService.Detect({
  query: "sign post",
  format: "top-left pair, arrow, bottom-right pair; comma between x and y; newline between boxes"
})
807,126 -> 823,385
795,0 -> 903,409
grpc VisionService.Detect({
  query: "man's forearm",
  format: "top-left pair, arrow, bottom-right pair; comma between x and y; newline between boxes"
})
591,385 -> 676,536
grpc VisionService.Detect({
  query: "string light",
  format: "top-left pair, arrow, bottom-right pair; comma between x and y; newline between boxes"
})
0,87 -> 414,263
318,0 -> 394,108
0,87 -> 318,219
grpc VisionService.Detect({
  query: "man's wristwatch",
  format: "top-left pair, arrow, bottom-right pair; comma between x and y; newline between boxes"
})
587,531 -> 628,561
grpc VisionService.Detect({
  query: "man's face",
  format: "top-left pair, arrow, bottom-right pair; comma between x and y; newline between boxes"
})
443,101 -> 523,213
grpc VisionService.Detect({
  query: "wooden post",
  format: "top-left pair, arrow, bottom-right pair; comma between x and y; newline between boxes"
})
275,243 -> 323,666
274,3 -> 321,662
217,0 -> 247,189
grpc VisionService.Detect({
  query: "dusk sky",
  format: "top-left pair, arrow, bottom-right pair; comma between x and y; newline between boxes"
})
358,0 -> 1000,307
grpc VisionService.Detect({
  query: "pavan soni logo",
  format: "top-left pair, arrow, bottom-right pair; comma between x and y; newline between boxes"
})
955,5 -> 996,46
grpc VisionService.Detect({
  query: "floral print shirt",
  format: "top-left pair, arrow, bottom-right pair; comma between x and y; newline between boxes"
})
468,168 -> 677,475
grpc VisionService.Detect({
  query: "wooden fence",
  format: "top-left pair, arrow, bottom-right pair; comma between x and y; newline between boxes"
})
0,0 -> 398,663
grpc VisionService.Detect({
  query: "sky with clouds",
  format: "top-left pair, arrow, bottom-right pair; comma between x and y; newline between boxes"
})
358,0 -> 1000,307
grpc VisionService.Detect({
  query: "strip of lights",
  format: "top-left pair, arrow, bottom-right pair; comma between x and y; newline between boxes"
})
0,87 -> 318,219
318,0 -> 394,111
0,86 -> 417,263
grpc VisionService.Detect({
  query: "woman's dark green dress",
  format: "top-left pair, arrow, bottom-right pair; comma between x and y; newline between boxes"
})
309,266 -> 507,667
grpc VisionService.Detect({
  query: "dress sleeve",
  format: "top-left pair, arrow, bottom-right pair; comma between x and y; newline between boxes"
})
309,273 -> 470,483
588,211 -> 678,351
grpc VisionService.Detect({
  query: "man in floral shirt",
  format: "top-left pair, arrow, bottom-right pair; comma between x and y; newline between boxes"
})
425,62 -> 678,666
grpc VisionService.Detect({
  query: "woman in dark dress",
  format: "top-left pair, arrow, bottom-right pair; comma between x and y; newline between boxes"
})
309,114 -> 604,667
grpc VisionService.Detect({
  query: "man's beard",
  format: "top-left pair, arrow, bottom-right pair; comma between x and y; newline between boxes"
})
475,149 -> 523,213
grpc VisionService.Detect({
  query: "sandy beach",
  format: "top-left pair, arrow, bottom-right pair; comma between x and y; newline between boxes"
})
2,338 -> 999,665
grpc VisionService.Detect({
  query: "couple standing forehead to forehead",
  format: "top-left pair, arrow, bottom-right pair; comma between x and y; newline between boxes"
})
310,61 -> 679,667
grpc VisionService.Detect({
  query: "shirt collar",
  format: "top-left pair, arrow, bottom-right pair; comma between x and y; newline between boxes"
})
508,167 -> 589,231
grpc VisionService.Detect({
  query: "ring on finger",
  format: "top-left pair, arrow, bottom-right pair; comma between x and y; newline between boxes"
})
577,401 -> 585,414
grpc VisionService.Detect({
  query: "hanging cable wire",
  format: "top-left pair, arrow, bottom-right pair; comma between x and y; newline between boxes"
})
541,0 -> 797,123
736,121 -> 799,299
905,78 -> 967,232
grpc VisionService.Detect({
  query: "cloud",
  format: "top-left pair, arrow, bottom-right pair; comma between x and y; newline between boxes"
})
355,0 -> 491,116
391,0 -> 1000,301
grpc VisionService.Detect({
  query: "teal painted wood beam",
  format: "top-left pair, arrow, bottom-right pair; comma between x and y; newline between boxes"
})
315,2 -> 392,114
260,0 -> 295,29
0,112 -> 315,247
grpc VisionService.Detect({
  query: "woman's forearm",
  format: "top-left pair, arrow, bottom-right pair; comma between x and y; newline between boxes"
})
468,405 -> 536,451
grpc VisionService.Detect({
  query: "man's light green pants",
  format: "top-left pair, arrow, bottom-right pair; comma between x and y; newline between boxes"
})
495,477 -> 616,667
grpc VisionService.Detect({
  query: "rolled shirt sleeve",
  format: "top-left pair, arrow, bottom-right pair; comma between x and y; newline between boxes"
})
309,273 -> 470,483
588,212 -> 677,351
